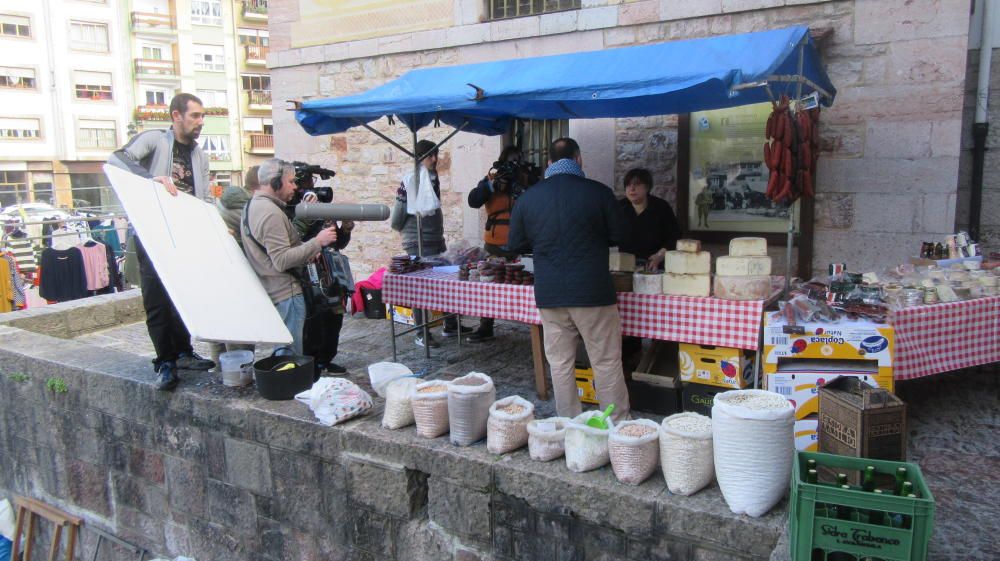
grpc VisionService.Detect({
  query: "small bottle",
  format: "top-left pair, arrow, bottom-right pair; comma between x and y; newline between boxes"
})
894,467 -> 908,495
836,472 -> 849,487
869,490 -> 886,526
862,466 -> 876,492
838,486 -> 854,520
935,242 -> 946,259
900,481 -> 914,497
807,469 -> 819,484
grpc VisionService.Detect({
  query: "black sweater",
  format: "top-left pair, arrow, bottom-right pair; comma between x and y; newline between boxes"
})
618,195 -> 681,260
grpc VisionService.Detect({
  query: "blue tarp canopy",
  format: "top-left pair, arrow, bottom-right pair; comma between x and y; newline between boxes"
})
296,25 -> 835,137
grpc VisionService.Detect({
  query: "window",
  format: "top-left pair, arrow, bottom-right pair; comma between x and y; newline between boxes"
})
238,28 -> 269,46
240,74 -> 270,91
212,171 -> 231,187
243,117 -> 273,133
144,89 -> 167,106
199,135 -> 230,161
73,71 -> 113,101
0,14 -> 31,38
0,171 -> 27,207
191,0 -> 222,26
142,45 -> 164,60
193,44 -> 225,72
487,0 -> 579,21
0,117 -> 41,140
76,120 -> 117,149
70,21 -> 109,53
0,66 -> 35,89
511,119 -> 569,168
196,89 -> 227,107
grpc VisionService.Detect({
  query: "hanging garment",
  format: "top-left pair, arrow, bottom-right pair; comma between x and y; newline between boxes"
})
50,227 -> 85,250
97,241 -> 123,294
2,252 -> 25,309
91,223 -> 123,258
38,248 -> 89,302
0,257 -> 11,312
1,232 -> 36,275
76,241 -> 110,290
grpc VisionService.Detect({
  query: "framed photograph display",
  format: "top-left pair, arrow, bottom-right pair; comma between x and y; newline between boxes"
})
677,102 -> 814,278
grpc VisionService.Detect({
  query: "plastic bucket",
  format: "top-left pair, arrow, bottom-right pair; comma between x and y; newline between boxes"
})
219,350 -> 255,387
254,355 -> 315,400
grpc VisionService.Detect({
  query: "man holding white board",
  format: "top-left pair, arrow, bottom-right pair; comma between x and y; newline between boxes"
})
107,93 -> 216,390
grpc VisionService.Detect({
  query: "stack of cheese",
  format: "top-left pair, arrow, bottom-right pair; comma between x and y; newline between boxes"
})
609,248 -> 636,272
714,237 -> 772,301
662,239 -> 712,296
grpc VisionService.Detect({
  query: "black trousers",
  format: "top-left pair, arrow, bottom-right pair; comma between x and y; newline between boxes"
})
136,238 -> 192,366
303,306 -> 345,366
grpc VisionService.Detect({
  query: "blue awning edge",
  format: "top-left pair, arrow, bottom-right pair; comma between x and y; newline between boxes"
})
295,25 -> 836,137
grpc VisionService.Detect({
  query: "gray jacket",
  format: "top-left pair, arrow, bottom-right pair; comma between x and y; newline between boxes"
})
107,128 -> 210,200
389,174 -> 445,256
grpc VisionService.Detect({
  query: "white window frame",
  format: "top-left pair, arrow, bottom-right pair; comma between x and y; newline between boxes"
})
199,134 -> 230,161
143,87 -> 169,106
0,117 -> 41,140
141,43 -> 165,60
191,0 -> 222,26
240,73 -> 270,91
196,89 -> 227,107
0,66 -> 36,90
0,14 -> 31,39
237,28 -> 268,45
73,70 -> 113,101
193,44 -> 225,72
76,119 -> 117,150
69,20 -> 110,53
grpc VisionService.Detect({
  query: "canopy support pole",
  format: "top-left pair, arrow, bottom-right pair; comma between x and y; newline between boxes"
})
356,120 -> 415,158
782,41 -> 806,298
411,129 -> 430,357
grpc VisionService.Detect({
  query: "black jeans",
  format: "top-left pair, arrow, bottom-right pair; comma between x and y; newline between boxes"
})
136,238 -> 193,366
303,306 -> 345,366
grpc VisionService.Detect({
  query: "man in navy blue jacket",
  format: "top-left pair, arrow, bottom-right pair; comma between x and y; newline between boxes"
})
507,138 -> 631,422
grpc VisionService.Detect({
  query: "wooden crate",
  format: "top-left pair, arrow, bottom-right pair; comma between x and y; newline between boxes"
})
818,376 -> 907,483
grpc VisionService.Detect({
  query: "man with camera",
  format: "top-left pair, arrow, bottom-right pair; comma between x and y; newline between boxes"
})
466,146 -> 531,342
242,159 -> 339,356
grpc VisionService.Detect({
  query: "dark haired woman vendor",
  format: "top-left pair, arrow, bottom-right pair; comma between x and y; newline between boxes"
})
619,168 -> 681,271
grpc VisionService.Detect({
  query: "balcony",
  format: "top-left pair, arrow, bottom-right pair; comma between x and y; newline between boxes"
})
134,58 -> 179,80
242,0 -> 268,20
247,133 -> 273,154
131,11 -> 176,34
244,44 -> 269,66
246,89 -> 271,110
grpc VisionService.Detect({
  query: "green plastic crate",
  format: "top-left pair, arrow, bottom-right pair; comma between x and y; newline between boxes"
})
790,451 -> 935,561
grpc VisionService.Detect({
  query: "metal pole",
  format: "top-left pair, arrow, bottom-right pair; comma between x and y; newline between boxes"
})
413,129 -> 429,358
784,204 -> 794,297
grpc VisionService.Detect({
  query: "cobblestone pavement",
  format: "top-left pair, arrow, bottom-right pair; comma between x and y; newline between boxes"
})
76,315 -> 1000,560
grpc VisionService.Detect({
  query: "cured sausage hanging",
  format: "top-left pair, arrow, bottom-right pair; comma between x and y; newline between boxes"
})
764,94 -> 820,204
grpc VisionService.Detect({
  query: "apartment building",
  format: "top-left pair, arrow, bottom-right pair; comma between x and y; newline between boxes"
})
0,0 -> 132,210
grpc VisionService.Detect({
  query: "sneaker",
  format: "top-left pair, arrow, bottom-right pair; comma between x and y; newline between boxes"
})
177,351 -> 215,371
441,325 -> 473,338
326,363 -> 347,374
466,329 -> 494,343
155,362 -> 179,391
415,335 -> 441,348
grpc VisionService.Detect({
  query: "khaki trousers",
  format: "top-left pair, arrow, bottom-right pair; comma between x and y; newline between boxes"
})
539,305 -> 631,422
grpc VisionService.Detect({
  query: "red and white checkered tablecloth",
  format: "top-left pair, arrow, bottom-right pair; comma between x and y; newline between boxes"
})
890,295 -> 1000,380
383,270 -> 768,350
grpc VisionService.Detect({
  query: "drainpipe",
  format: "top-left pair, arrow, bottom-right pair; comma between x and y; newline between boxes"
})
971,0 -> 993,242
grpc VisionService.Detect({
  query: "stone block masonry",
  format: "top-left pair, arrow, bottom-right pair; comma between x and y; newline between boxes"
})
0,299 -> 785,561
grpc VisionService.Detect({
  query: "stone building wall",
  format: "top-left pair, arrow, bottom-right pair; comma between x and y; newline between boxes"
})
268,0 -> 970,277
957,46 -> 1000,252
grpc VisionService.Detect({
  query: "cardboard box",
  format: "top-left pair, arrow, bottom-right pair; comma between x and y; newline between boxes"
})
818,376 -> 907,464
576,367 -> 597,404
679,343 -> 757,389
763,315 -> 894,373
629,372 -> 682,416
794,418 -> 819,452
681,382 -> 727,416
765,360 -> 893,419
387,305 -> 444,327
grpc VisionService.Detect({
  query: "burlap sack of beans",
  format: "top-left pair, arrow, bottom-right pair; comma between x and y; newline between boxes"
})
486,396 -> 535,454
410,380 -> 451,438
608,419 -> 660,485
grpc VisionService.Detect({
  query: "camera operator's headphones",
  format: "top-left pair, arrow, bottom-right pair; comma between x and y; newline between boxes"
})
269,159 -> 290,191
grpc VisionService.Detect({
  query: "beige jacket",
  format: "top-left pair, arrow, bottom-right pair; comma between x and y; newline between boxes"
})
242,192 -> 321,303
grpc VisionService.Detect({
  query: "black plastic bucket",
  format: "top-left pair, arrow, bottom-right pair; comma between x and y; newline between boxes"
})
254,355 -> 315,400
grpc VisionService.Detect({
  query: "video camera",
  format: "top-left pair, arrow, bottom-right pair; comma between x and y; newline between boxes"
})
289,161 -> 336,207
491,160 -> 541,199
284,160 -> 390,224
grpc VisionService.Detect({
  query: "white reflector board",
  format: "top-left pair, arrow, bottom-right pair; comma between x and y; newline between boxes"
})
104,164 -> 292,345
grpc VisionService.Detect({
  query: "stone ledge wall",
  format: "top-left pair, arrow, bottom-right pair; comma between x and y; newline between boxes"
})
0,291 -> 144,339
0,321 -> 785,561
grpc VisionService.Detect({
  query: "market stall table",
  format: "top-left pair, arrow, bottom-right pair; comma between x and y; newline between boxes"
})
383,269 -> 774,398
890,295 -> 1000,380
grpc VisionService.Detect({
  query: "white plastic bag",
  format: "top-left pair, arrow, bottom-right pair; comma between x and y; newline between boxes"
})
295,378 -> 373,426
0,499 -> 15,540
564,411 -> 615,473
403,166 -> 440,217
367,362 -> 413,398
411,380 -> 451,438
608,419 -> 660,485
712,390 -> 794,517
659,413 -> 714,496
447,372 -> 495,446
487,396 -> 535,454
527,417 -> 570,462
382,377 -> 418,429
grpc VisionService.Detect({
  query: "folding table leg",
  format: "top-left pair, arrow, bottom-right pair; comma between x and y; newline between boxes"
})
529,324 -> 548,400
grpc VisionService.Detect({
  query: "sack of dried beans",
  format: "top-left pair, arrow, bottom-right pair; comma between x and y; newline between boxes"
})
527,417 -> 570,462
486,396 -> 535,454
410,380 -> 451,438
564,411 -> 615,473
447,372 -> 495,446
659,413 -> 713,496
608,419 -> 660,485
